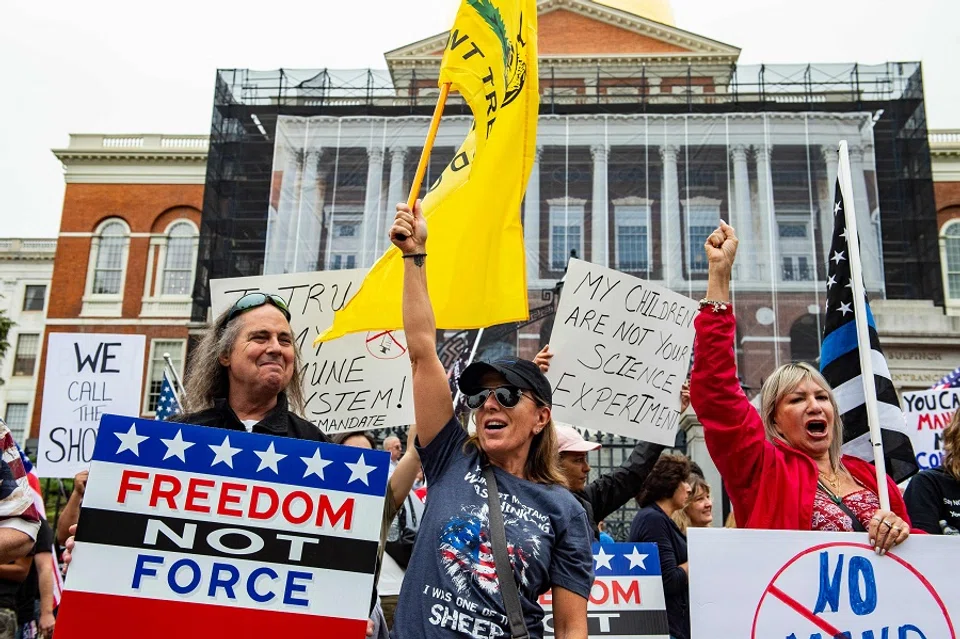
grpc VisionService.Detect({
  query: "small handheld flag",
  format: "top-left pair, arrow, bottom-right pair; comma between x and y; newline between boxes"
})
154,370 -> 181,421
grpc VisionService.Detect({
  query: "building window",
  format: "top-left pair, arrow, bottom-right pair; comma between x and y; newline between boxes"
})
3,404 -> 28,444
778,217 -> 815,282
22,285 -> 46,312
614,205 -> 650,273
144,340 -> 185,414
92,221 -> 128,295
685,202 -> 719,274
548,200 -> 585,272
13,334 -> 39,376
943,222 -> 960,301
330,253 -> 357,270
161,222 -> 197,296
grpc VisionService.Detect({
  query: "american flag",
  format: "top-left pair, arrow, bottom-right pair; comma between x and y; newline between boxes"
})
154,370 -> 181,421
931,365 -> 960,389
15,443 -> 64,607
819,173 -> 918,483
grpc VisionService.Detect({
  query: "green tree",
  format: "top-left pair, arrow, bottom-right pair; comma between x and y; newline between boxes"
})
0,309 -> 13,386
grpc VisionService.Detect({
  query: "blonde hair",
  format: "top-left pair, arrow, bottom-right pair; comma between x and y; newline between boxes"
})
464,416 -> 567,487
759,362 -> 843,470
944,411 -> 960,481
671,475 -> 711,535
182,307 -> 306,415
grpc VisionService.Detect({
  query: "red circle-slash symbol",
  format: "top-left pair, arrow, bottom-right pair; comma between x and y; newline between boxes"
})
365,331 -> 407,360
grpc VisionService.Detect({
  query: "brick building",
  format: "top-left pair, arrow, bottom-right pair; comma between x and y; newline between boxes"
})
29,134 -> 207,441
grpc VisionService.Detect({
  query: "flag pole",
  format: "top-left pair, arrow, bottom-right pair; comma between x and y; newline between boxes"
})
162,353 -> 185,403
452,327 -> 485,408
837,140 -> 891,511
397,83 -> 451,239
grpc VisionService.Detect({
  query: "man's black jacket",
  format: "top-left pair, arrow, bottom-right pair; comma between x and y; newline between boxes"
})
174,393 -> 329,442
572,440 -> 665,539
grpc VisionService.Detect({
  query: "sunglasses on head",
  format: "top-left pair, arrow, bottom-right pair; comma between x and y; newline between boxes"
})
465,386 -> 540,410
226,293 -> 291,323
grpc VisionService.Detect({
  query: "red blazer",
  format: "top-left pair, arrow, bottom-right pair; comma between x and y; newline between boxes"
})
690,310 -> 912,530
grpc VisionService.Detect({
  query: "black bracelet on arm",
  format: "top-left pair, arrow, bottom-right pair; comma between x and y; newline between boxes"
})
402,253 -> 427,267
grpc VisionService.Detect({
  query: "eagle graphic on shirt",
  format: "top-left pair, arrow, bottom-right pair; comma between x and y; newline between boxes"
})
438,504 -> 542,595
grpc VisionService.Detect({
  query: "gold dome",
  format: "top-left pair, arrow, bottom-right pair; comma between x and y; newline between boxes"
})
594,0 -> 676,26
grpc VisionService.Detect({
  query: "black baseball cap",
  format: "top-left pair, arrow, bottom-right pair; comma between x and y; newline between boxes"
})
458,357 -> 553,406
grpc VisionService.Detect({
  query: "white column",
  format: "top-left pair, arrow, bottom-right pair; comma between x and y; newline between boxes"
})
590,144 -> 609,267
362,146 -> 385,267
382,146 -> 408,257
849,145 -> 882,288
820,146 -> 840,262
524,146 -> 542,281
731,145 -> 754,281
660,145 -> 681,285
265,150 -> 302,274
755,144 -> 775,282
296,150 -> 322,272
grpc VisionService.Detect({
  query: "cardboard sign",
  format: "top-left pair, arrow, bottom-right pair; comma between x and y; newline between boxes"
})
210,271 -> 414,434
37,333 -> 145,478
541,543 -> 669,638
545,259 -> 696,445
56,414 -> 390,639
901,388 -> 959,471
689,528 -> 958,638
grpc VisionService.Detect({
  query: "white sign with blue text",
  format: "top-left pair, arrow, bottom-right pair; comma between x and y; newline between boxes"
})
37,332 -> 145,478
689,528 -> 958,639
901,388 -> 960,472
210,270 -> 414,434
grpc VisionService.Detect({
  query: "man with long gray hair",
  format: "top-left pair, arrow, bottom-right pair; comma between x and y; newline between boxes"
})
176,292 -> 329,441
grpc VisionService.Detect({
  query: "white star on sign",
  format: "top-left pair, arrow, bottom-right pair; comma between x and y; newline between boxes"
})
625,546 -> 649,570
115,423 -> 148,456
209,436 -> 242,469
827,275 -> 837,289
345,453 -> 375,486
254,442 -> 286,473
160,429 -> 194,462
594,547 -> 614,571
831,250 -> 846,265
839,301 -> 853,316
301,449 -> 333,480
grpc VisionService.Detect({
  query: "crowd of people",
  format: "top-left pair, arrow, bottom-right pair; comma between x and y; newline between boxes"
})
20,201 -> 960,639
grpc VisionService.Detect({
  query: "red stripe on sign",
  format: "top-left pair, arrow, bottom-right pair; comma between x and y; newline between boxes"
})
767,584 -> 843,637
55,591 -> 367,639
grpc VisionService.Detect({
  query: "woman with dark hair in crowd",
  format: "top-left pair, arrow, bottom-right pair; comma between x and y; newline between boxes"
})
905,413 -> 960,534
671,474 -> 713,535
387,201 -> 593,639
629,454 -> 692,639
690,221 -> 912,551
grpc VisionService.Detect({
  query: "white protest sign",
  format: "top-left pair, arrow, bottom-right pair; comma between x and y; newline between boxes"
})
689,528 -> 958,639
210,270 -> 413,434
37,333 -> 145,478
544,259 -> 696,445
901,388 -> 959,471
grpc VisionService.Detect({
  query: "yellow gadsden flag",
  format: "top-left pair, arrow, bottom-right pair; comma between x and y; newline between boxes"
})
318,0 -> 538,342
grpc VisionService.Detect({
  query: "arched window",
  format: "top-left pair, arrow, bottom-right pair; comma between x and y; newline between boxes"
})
141,218 -> 198,319
82,218 -> 130,317
161,222 -> 197,295
93,221 -> 127,294
941,220 -> 960,306
790,315 -> 821,366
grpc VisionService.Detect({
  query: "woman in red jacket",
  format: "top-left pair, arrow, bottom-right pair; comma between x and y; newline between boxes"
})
689,221 -> 912,555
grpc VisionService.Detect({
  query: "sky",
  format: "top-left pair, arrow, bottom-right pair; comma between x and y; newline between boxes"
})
1,0 -> 957,238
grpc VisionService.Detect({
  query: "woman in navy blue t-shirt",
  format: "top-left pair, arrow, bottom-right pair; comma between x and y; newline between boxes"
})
387,200 -> 594,639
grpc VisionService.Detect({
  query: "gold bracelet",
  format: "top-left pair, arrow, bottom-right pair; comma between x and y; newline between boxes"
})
698,298 -> 730,313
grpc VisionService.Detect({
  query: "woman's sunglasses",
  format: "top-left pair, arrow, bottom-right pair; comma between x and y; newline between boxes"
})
465,386 -> 540,410
225,293 -> 291,323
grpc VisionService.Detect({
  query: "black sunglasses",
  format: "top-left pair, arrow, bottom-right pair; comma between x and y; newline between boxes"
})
465,386 -> 539,410
226,293 -> 291,323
